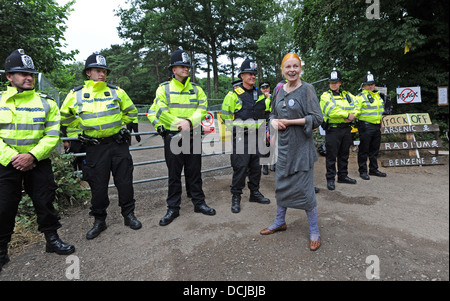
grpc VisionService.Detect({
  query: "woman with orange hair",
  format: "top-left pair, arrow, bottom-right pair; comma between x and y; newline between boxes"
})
260,53 -> 323,251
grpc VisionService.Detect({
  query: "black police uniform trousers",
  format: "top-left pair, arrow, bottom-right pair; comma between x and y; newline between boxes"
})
325,125 -> 353,180
68,140 -> 86,171
230,129 -> 261,195
0,159 -> 61,245
357,121 -> 382,174
83,140 -> 135,221
163,130 -> 205,211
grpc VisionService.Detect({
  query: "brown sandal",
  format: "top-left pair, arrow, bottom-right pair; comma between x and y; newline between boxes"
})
260,223 -> 287,235
309,237 -> 321,251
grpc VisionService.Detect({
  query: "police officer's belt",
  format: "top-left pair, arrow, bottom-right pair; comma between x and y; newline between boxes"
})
329,123 -> 351,128
81,134 -> 115,145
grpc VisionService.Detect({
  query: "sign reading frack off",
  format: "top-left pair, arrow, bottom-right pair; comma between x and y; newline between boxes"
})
381,113 -> 431,127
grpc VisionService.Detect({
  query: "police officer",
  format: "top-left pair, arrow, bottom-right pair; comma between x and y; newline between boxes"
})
320,68 -> 358,190
221,58 -> 271,213
1,49 -> 75,272
60,53 -> 142,240
148,48 -> 216,226
355,72 -> 387,180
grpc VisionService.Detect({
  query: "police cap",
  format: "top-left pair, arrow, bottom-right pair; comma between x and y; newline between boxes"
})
84,53 -> 111,75
328,68 -> 342,82
363,71 -> 376,85
238,58 -> 258,78
168,47 -> 192,70
4,49 -> 39,74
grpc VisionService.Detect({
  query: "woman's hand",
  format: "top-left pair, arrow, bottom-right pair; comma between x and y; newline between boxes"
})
271,119 -> 287,130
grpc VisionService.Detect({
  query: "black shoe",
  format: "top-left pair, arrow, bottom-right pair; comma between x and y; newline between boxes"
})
194,204 -> 216,216
124,213 -> 142,230
369,170 -> 387,177
337,176 -> 357,184
327,180 -> 335,190
159,209 -> 180,226
314,186 -> 320,193
231,194 -> 241,213
249,191 -> 270,204
86,220 -> 107,240
45,232 -> 75,255
263,165 -> 269,175
360,173 -> 370,180
0,246 -> 10,273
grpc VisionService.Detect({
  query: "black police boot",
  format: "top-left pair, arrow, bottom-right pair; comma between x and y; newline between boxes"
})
369,170 -> 387,177
337,176 -> 357,184
360,172 -> 370,180
86,219 -> 107,240
124,212 -> 142,230
263,165 -> 269,175
0,243 -> 10,273
194,203 -> 216,216
231,194 -> 241,213
159,209 -> 180,226
327,180 -> 335,190
44,231 -> 75,255
249,191 -> 270,204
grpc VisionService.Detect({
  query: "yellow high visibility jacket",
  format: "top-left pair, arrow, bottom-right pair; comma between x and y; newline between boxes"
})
63,125 -> 82,138
355,90 -> 385,124
221,85 -> 270,129
0,86 -> 60,167
320,90 -> 357,124
60,80 -> 138,138
147,77 -> 207,131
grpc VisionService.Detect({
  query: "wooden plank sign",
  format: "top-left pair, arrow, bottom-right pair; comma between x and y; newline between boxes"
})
381,124 -> 439,135
382,156 -> 445,167
381,140 -> 442,151
381,113 -> 431,127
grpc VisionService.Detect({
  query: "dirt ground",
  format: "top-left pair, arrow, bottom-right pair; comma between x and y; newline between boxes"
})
0,122 -> 448,282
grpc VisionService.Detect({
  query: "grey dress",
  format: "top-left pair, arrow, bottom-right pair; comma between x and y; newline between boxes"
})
271,81 -> 323,210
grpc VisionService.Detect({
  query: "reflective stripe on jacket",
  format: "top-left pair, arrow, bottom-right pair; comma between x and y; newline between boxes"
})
60,80 -> 138,138
0,86 -> 60,166
147,77 -> 207,131
355,90 -> 385,124
320,90 -> 357,124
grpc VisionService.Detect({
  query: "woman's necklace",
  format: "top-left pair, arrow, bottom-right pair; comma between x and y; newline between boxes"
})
284,80 -> 302,94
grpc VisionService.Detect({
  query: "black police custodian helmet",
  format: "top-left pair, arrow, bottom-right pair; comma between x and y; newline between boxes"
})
238,58 -> 258,78
328,68 -> 342,82
168,47 -> 192,70
363,71 -> 376,85
4,49 -> 39,74
84,53 -> 111,75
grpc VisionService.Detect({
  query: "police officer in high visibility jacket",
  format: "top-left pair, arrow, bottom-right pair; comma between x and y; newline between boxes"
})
148,48 -> 216,226
60,53 -> 142,240
0,49 -> 75,272
355,72 -> 387,180
320,68 -> 358,190
221,58 -> 271,214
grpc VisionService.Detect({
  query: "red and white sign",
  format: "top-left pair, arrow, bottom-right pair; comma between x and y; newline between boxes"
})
396,86 -> 422,104
201,112 -> 215,134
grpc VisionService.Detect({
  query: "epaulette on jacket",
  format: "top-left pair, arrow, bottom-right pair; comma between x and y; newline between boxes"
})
107,83 -> 119,89
72,85 -> 84,92
38,93 -> 54,100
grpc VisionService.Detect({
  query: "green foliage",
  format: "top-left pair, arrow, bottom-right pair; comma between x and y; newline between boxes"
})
116,0 -> 278,97
0,0 -> 78,73
293,0 -> 449,125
